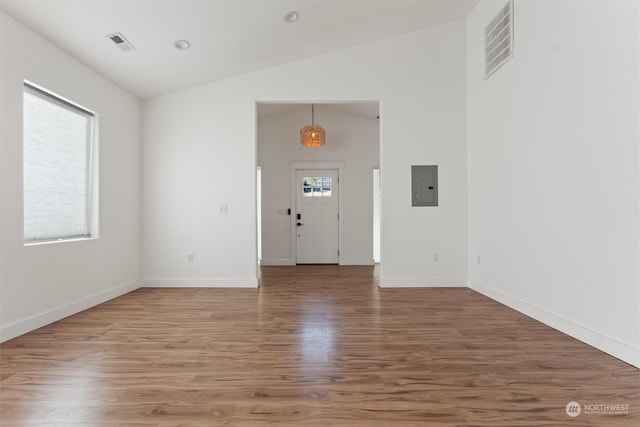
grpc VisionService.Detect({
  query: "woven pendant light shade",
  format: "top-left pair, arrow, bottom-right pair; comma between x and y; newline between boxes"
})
300,124 -> 325,148
300,104 -> 325,148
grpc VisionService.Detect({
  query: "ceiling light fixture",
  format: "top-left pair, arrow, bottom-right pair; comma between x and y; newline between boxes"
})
300,104 -> 325,148
284,10 -> 299,23
174,40 -> 191,50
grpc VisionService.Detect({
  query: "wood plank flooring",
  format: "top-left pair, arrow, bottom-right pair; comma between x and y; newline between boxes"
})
1,265 -> 638,426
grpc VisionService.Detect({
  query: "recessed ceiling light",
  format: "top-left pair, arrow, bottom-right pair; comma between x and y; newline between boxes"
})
284,10 -> 299,23
174,40 -> 191,50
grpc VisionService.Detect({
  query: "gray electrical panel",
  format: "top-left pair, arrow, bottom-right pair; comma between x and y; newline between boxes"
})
411,165 -> 438,207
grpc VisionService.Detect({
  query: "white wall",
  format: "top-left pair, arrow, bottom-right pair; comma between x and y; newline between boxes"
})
0,11 -> 142,341
467,0 -> 639,367
142,21 -> 468,288
258,106 -> 379,266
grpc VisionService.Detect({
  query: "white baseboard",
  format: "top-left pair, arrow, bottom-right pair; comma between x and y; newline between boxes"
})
468,278 -> 640,368
340,258 -> 375,266
261,258 -> 375,266
260,258 -> 294,266
379,276 -> 468,287
0,279 -> 141,343
142,277 -> 258,288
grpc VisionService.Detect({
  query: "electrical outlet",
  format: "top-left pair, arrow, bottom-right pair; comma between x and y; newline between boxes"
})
219,204 -> 228,214
188,253 -> 194,263
477,254 -> 481,264
434,253 -> 440,262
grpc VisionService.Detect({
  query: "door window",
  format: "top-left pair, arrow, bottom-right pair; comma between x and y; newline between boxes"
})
302,177 -> 332,197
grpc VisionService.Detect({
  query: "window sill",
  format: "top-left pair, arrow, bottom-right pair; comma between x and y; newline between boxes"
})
24,236 -> 99,247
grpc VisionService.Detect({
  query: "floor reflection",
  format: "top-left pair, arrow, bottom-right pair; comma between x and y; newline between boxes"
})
299,301 -> 335,363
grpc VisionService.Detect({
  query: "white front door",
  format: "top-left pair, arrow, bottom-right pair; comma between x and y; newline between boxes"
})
295,169 -> 339,264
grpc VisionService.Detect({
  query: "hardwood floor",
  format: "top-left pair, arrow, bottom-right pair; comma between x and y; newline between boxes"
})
1,265 -> 638,426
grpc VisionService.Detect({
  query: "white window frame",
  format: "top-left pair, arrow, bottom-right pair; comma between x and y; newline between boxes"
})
23,81 -> 99,245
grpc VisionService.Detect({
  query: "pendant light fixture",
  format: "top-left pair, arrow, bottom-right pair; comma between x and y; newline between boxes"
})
300,104 -> 325,148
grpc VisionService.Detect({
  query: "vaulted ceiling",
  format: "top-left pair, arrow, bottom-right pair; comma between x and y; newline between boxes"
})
0,0 -> 478,99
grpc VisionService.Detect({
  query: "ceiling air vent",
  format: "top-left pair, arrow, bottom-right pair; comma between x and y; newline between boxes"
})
485,0 -> 513,79
106,32 -> 135,53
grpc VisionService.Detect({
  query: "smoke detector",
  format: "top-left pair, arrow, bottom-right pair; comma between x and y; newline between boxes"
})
106,32 -> 136,53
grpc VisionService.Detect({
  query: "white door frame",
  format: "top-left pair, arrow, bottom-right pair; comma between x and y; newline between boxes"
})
290,161 -> 344,265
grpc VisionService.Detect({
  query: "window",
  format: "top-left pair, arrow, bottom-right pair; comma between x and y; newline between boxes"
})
302,176 -> 332,197
23,82 -> 97,244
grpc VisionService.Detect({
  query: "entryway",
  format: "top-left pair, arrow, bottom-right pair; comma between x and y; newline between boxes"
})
256,102 -> 379,267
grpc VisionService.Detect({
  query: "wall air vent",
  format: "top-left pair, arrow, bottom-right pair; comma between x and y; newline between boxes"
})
485,0 -> 513,79
106,32 -> 136,53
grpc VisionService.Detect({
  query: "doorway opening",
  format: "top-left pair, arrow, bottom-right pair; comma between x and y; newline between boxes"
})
373,168 -> 381,264
257,166 -> 262,264
256,101 -> 379,267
